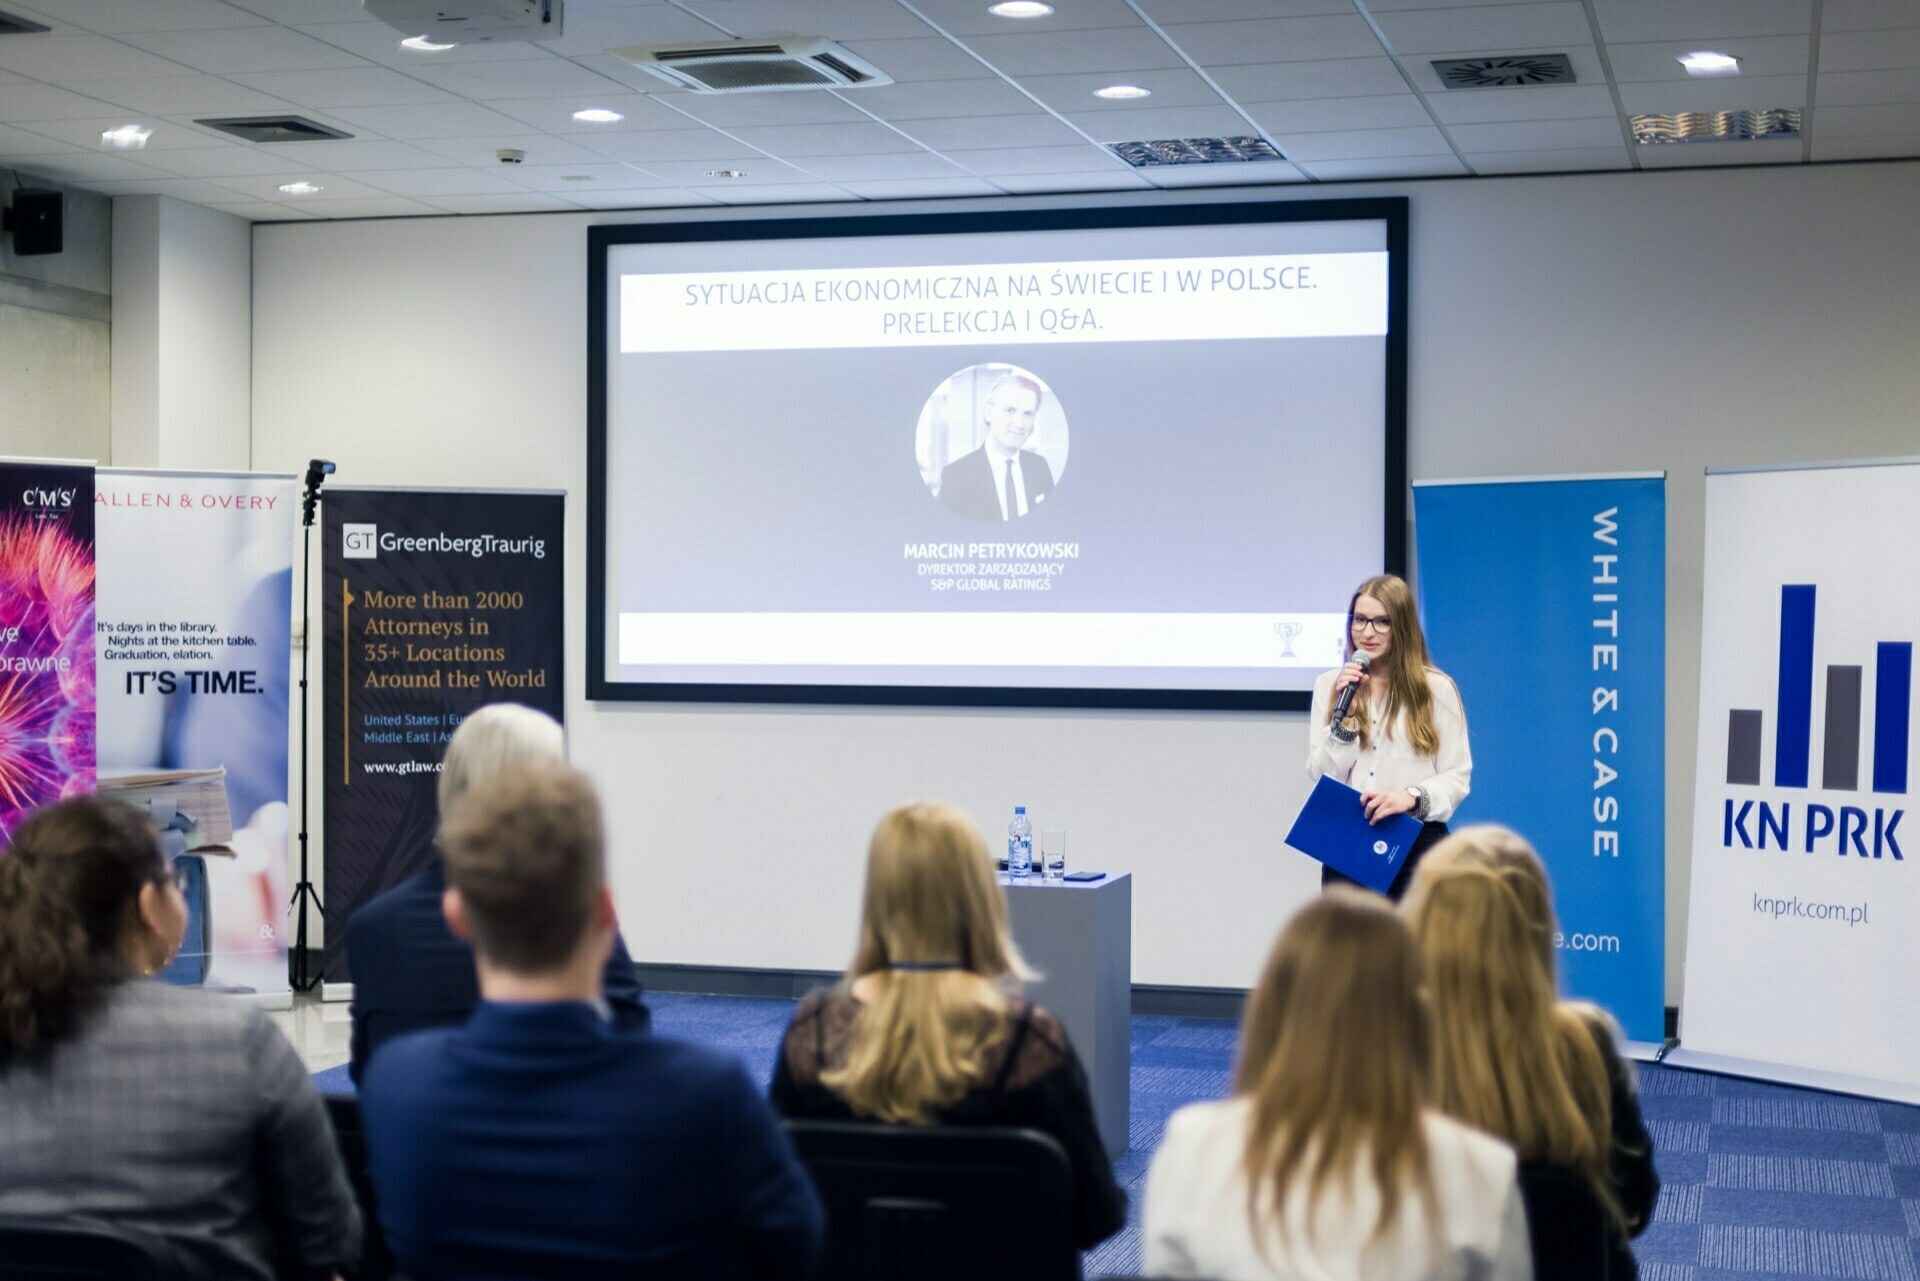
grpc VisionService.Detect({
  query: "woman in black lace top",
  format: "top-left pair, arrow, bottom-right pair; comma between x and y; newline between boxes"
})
768,802 -> 1126,1250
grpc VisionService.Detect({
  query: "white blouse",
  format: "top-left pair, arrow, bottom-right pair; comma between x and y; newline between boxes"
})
1143,1099 -> 1532,1281
1306,667 -> 1472,824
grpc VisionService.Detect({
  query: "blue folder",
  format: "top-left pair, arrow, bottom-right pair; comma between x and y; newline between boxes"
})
1285,775 -> 1425,894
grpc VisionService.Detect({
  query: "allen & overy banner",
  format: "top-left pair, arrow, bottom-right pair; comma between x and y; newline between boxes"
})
1674,461 -> 1920,1100
1413,474 -> 1666,1046
322,487 -> 564,983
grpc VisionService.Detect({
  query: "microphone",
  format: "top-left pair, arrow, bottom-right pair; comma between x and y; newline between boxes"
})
1331,650 -> 1372,723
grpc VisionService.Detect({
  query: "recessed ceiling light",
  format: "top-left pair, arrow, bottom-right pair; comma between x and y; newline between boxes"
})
988,2 -> 1054,16
706,168 -> 748,178
400,35 -> 456,52
572,107 -> 625,123
278,181 -> 324,195
1094,85 -> 1152,101
1677,50 -> 1741,77
100,124 -> 152,150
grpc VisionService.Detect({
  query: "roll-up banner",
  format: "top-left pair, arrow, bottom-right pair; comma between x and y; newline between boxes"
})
321,487 -> 564,983
0,457 -> 95,843
94,469 -> 295,999
1672,460 -> 1920,1101
1413,474 -> 1666,1048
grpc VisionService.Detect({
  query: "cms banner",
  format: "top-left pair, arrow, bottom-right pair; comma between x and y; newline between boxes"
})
1676,461 -> 1920,1101
322,487 -> 563,983
1414,474 -> 1666,1046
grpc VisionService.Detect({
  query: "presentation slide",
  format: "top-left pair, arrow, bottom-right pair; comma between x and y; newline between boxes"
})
592,203 -> 1401,706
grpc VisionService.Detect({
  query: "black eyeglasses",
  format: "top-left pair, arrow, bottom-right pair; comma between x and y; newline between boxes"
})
1351,615 -> 1393,634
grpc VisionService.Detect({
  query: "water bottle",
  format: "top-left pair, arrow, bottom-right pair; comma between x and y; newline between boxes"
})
1007,806 -> 1033,878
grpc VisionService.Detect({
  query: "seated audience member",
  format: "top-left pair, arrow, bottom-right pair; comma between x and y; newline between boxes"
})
0,798 -> 360,1281
347,701 -> 647,1082
361,765 -> 823,1281
770,802 -> 1127,1251
1144,892 -> 1531,1281
1404,826 -> 1658,1280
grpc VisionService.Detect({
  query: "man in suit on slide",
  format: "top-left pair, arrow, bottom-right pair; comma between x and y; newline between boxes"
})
938,373 -> 1056,522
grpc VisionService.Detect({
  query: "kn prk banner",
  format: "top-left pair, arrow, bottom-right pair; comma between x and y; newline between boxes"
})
1414,474 -> 1667,1047
322,487 -> 564,983
0,457 -> 95,842
1673,461 -> 1920,1101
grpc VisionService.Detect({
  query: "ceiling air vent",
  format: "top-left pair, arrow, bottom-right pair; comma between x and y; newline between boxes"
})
0,8 -> 52,34
1432,54 -> 1576,89
610,38 -> 892,93
1111,137 -> 1285,168
195,116 -> 354,144
1631,108 -> 1801,144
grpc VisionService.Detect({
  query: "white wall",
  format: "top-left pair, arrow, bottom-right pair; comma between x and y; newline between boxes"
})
252,160 -> 1920,998
0,175 -> 111,464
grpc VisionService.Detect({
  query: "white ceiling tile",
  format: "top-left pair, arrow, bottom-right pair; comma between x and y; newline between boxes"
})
659,91 -> 867,128
428,123 -> 633,163
1375,3 -> 1594,56
1813,132 -> 1920,160
224,67 -> 459,107
848,78 -> 1038,120
115,25 -> 368,73
336,166 -> 530,196
1819,27 -> 1920,71
962,27 -> 1188,77
674,0 -> 932,41
136,144 -> 319,177
1819,69 -> 1920,106
1464,145 -> 1631,172
17,0 -> 268,33
1300,155 -> 1470,178
80,175 -> 252,201
1822,0 -> 1920,32
420,193 -> 588,214
1818,102 -> 1920,136
699,120 -> 907,156
1617,74 -> 1807,115
1273,124 -> 1452,160
834,37 -> 984,82
0,35 -> 202,79
211,171 -> 398,200
503,162 -> 658,191
911,0 -> 1147,36
1016,68 -> 1231,113
538,5 -> 731,57
688,182 -> 854,204
637,157 -> 818,183
562,188 -> 721,209
579,128 -> 756,163
1426,83 -> 1617,123
1404,45 -> 1604,93
10,115 -> 236,150
1207,59 -> 1412,102
1446,116 -> 1623,150
60,74 -> 295,116
1061,105 -> 1257,140
0,122 -> 73,153
1369,0 -> 1570,8
899,113 -> 1084,150
223,0 -> 377,23
1139,0 -> 1357,18
0,70 -> 25,86
798,151 -> 968,180
255,138 -> 458,170
1592,0 -> 1814,43
1606,35 -> 1810,81
11,150 -> 175,181
406,55 -> 623,100
940,143 -> 1123,173
325,102 -> 535,140
565,53 -> 692,92
987,168 -> 1155,192
205,200 -> 320,220
487,93 -> 698,134
1634,135 -> 1803,165
1160,16 -> 1386,65
836,177 -> 1004,199
1141,160 -> 1308,185
0,83 -> 146,121
1247,94 -> 1431,133
297,196 -> 446,218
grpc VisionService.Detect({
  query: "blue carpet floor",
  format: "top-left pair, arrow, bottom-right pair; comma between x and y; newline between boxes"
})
319,992 -> 1920,1279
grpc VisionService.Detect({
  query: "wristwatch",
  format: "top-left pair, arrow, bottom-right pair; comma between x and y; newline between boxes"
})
1406,786 -> 1430,821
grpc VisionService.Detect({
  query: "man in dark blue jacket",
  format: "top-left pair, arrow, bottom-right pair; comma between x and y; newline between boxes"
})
360,764 -> 823,1281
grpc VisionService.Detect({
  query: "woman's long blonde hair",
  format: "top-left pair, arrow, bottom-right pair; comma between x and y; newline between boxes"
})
1236,891 -> 1439,1260
823,803 -> 1029,1125
1332,574 -> 1441,756
1404,826 -> 1622,1226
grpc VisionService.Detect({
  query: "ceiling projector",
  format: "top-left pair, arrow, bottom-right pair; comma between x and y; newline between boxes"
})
361,0 -> 563,43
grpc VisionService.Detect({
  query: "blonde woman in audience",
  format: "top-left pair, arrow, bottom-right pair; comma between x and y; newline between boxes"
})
769,801 -> 1126,1250
1404,826 -> 1658,1280
1143,891 -> 1530,1281
0,797 -> 360,1281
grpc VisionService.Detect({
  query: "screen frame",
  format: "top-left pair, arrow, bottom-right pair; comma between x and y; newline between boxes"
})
588,196 -> 1408,711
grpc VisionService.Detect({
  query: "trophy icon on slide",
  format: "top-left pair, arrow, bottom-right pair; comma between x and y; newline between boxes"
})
1273,620 -> 1302,659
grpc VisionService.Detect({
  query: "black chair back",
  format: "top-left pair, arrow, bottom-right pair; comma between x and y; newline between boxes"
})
785,1120 -> 1081,1281
323,1091 -> 400,1281
1517,1161 -> 1614,1281
0,1215 -> 188,1281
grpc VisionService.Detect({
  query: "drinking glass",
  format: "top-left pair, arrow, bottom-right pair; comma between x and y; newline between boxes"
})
1041,828 -> 1066,880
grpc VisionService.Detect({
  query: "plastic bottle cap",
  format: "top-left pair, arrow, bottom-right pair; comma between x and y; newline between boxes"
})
1015,806 -> 1026,813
